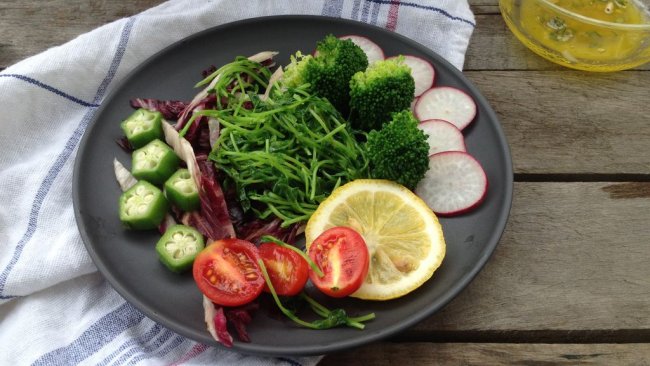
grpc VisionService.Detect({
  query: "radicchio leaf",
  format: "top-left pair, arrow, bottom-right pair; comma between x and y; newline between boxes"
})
203,296 -> 233,347
225,302 -> 259,343
130,98 -> 189,120
198,174 -> 235,240
208,118 -> 220,149
113,158 -> 137,191
261,66 -> 284,101
236,218 -> 302,245
162,120 -> 201,188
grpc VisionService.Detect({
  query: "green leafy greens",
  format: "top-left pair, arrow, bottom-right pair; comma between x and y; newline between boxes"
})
204,86 -> 368,227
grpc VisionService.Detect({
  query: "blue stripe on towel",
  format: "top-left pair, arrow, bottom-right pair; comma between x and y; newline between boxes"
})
31,302 -> 145,366
366,0 -> 476,27
96,323 -> 165,366
277,357 -> 305,366
123,334 -> 186,365
351,0 -> 363,20
361,0 -> 372,22
111,328 -> 176,365
0,16 -> 136,298
0,74 -> 100,107
370,0 -> 381,25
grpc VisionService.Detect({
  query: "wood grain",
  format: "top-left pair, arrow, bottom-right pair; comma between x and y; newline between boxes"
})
469,0 -> 500,15
2,1 -> 647,72
0,0 -> 165,68
320,343 -> 650,365
466,71 -> 650,175
413,182 -> 650,334
319,181 -> 650,363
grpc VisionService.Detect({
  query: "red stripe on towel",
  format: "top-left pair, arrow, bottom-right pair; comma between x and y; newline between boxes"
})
386,0 -> 401,30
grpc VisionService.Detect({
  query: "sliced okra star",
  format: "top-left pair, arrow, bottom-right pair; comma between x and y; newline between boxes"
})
156,225 -> 205,273
164,169 -> 200,212
131,139 -> 180,185
120,109 -> 164,149
119,180 -> 168,230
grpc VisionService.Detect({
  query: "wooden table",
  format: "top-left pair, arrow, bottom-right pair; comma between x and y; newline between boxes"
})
4,1 -> 649,364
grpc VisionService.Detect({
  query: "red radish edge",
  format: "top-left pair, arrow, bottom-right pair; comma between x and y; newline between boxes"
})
410,97 -> 419,114
415,86 -> 477,130
338,35 -> 385,63
387,55 -> 435,97
417,119 -> 466,156
415,151 -> 487,216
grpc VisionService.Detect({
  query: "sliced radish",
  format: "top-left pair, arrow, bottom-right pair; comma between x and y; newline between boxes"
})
415,151 -> 487,216
388,55 -> 435,97
410,97 -> 419,113
415,87 -> 477,130
418,119 -> 466,156
339,35 -> 385,63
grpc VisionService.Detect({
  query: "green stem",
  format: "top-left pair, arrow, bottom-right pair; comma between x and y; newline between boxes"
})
257,260 -> 320,330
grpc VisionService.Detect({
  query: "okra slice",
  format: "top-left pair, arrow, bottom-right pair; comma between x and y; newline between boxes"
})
119,180 -> 168,230
131,139 -> 180,185
120,109 -> 164,149
156,224 -> 205,273
164,169 -> 200,212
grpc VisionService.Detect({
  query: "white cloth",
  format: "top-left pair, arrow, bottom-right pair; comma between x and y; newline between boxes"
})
0,0 -> 474,364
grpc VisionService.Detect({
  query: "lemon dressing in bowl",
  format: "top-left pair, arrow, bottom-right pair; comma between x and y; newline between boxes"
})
500,0 -> 650,71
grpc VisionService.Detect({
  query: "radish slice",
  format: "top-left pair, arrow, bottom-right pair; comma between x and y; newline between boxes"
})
339,35 -> 385,63
388,55 -> 435,97
415,151 -> 487,216
410,97 -> 419,113
415,87 -> 477,130
418,119 -> 466,156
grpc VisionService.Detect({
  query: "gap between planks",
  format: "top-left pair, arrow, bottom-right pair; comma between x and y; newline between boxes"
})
319,342 -> 650,365
515,174 -> 650,183
394,329 -> 650,344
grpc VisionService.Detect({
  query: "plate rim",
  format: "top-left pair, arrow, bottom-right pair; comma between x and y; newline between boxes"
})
73,14 -> 514,356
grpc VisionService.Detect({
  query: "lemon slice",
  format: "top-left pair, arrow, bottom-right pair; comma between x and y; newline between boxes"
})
305,179 -> 445,300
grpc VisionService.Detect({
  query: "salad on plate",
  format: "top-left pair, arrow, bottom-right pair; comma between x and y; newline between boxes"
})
112,34 -> 487,347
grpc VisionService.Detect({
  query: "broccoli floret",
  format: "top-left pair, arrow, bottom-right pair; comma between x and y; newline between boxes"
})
283,35 -> 368,113
366,110 -> 429,190
282,51 -> 313,88
349,56 -> 415,132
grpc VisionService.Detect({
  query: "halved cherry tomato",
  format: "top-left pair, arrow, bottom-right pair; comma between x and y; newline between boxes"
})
192,238 -> 264,307
307,226 -> 369,298
259,242 -> 309,296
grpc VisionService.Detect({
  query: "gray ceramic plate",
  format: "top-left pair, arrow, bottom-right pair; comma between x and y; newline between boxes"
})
73,15 -> 513,357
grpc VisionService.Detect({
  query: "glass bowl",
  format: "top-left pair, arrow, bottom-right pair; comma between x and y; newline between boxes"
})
499,0 -> 650,71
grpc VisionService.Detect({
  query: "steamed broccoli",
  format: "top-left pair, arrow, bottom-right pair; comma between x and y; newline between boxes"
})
283,35 -> 368,113
349,56 -> 415,132
366,110 -> 429,190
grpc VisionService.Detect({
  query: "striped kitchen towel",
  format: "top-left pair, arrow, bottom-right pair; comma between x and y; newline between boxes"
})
0,0 -> 475,365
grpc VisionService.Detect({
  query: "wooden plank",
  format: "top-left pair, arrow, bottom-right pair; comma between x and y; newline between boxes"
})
1,2 -> 648,72
320,342 -> 650,365
469,0 -> 500,15
465,14 -> 564,71
465,71 -> 650,175
0,0 -> 165,69
408,182 -> 650,335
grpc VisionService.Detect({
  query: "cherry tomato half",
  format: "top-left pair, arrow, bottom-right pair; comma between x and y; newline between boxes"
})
259,242 -> 309,296
193,238 -> 264,307
308,226 -> 369,298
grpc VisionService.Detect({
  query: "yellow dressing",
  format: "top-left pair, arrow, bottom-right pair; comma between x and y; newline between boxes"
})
502,0 -> 650,71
